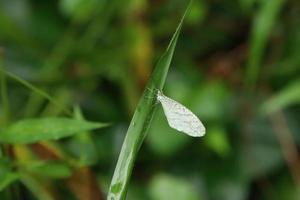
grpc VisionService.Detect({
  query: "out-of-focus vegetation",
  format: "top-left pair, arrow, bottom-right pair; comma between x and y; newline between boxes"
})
1,0 -> 300,200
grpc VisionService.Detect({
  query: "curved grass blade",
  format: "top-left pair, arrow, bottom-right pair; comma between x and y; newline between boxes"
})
0,118 -> 108,144
261,78 -> 300,115
107,2 -> 192,200
0,172 -> 18,192
0,158 -> 18,191
245,0 -> 285,91
19,173 -> 55,200
0,68 -> 72,115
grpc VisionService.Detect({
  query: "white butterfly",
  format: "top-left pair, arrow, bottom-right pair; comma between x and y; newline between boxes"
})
157,90 -> 205,137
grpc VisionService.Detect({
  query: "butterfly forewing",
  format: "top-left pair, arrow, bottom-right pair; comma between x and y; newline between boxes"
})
157,91 -> 205,137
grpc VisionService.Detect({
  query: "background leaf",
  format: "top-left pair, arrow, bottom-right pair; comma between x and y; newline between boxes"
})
148,174 -> 200,200
0,118 -> 108,144
0,158 -> 18,191
261,79 -> 300,114
24,161 -> 72,178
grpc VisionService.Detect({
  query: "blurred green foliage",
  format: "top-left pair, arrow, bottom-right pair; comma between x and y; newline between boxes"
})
1,0 -> 300,200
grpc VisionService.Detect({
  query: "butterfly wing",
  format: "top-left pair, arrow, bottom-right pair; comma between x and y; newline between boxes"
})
158,94 -> 205,137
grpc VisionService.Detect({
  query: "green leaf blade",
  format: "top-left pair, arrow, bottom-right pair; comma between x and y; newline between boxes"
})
107,2 -> 191,200
0,117 -> 108,144
0,158 -> 19,191
25,161 -> 72,179
245,0 -> 285,90
261,79 -> 300,115
0,172 -> 18,192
